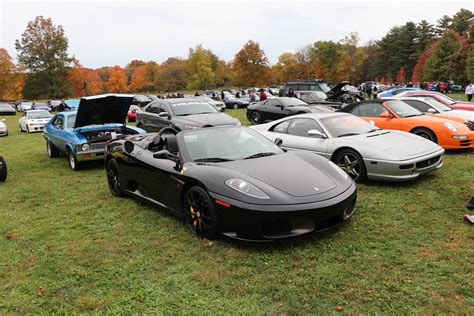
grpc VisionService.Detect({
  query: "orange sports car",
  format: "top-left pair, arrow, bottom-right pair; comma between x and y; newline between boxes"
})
339,100 -> 474,150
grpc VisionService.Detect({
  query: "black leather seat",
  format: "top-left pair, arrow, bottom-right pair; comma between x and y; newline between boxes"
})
162,134 -> 179,155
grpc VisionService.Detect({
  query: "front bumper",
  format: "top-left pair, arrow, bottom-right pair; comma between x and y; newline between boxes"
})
365,149 -> 444,182
74,143 -> 107,162
27,124 -> 46,132
209,183 -> 357,242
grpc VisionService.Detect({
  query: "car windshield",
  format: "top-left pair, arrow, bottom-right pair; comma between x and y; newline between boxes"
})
28,111 -> 52,119
310,82 -> 330,93
182,127 -> 283,162
423,98 -> 452,112
310,91 -> 328,100
67,114 -> 77,128
320,114 -> 380,137
170,101 -> 218,116
385,100 -> 423,118
282,98 -> 308,107
431,93 -> 456,105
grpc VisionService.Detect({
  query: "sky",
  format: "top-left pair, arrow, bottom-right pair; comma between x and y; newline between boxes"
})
0,0 -> 472,68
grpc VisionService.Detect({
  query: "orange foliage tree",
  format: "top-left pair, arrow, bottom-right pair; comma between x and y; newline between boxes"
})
0,48 -> 23,100
69,61 -> 104,97
105,66 -> 128,93
396,67 -> 406,83
231,40 -> 272,87
412,42 -> 438,83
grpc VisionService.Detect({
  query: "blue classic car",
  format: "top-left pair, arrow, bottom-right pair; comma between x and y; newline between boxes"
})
43,94 -> 145,170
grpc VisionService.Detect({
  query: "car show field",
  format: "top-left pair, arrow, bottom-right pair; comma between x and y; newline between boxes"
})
0,105 -> 473,313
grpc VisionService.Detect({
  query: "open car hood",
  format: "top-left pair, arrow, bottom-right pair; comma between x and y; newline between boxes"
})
74,94 -> 135,128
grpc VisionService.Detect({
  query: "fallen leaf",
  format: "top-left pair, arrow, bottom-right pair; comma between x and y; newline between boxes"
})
404,275 -> 412,281
5,234 -> 14,240
36,287 -> 45,297
336,306 -> 344,311
277,303 -> 283,308
455,295 -> 463,301
203,242 -> 209,249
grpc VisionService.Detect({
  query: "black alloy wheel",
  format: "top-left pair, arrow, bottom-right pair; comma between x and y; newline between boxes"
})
106,159 -> 123,197
250,111 -> 262,124
334,149 -> 366,182
183,186 -> 219,239
411,128 -> 437,143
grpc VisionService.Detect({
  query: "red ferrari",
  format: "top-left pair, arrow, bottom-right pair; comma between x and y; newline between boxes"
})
127,105 -> 140,122
402,91 -> 474,111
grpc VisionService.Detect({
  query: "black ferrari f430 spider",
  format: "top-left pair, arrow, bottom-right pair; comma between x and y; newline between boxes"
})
104,126 -> 357,242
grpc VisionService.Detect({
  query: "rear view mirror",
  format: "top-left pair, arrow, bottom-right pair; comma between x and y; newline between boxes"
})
153,150 -> 182,171
427,108 -> 436,114
307,130 -> 327,138
379,112 -> 392,119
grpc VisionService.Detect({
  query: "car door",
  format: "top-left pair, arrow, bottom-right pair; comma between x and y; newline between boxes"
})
48,114 -> 68,153
155,103 -> 173,131
141,102 -> 161,132
351,102 -> 402,130
277,118 -> 330,158
19,112 -> 26,130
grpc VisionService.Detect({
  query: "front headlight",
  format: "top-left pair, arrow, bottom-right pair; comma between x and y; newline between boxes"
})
225,178 -> 270,199
328,161 -> 349,180
81,143 -> 91,151
444,122 -> 458,132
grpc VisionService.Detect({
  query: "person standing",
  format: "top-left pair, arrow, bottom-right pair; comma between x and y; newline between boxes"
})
466,83 -> 473,102
371,84 -> 378,100
58,100 -> 70,112
286,88 -> 295,98
259,89 -> 267,101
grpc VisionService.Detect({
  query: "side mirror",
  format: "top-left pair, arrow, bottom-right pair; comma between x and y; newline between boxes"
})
307,129 -> 327,138
427,108 -> 437,114
379,112 -> 392,119
158,112 -> 170,119
274,138 -> 283,147
153,150 -> 182,171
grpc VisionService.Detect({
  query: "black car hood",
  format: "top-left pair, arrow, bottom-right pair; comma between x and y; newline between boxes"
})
327,81 -> 350,96
222,153 -> 337,197
74,94 -> 134,128
174,113 -> 237,127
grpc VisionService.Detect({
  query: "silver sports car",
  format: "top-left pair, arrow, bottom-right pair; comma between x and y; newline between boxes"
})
250,112 -> 445,182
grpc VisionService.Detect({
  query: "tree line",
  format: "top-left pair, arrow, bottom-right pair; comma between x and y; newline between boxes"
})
0,9 -> 473,100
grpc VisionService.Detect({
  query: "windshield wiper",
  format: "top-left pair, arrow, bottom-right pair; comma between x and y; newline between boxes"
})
194,157 -> 233,163
404,114 -> 423,117
337,133 -> 360,137
367,128 -> 381,133
244,152 -> 277,159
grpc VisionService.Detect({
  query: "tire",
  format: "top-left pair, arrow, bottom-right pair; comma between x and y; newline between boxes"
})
233,103 -> 239,110
250,111 -> 262,124
0,156 -> 7,182
106,158 -> 124,197
411,128 -> 437,143
183,186 -> 219,239
47,141 -> 59,158
68,150 -> 82,171
333,149 -> 367,182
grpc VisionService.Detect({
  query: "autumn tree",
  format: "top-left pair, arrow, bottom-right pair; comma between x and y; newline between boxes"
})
129,62 -> 160,92
0,48 -> 23,100
412,42 -> 437,83
272,52 -> 311,83
231,40 -> 271,87
105,66 -> 128,93
309,40 -> 347,82
158,57 -> 187,92
69,61 -> 104,97
15,16 -> 73,99
450,9 -> 474,35
187,45 -> 216,90
125,59 -> 146,81
396,67 -> 406,83
466,48 -> 474,82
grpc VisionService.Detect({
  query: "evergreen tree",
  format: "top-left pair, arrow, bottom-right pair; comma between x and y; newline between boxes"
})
423,31 -> 462,82
451,9 -> 474,35
436,15 -> 452,36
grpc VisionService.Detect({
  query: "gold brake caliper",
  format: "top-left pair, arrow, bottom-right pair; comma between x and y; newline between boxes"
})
190,206 -> 197,226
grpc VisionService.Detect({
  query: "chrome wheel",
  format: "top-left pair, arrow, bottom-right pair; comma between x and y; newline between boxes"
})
233,103 -> 239,110
183,186 -> 218,238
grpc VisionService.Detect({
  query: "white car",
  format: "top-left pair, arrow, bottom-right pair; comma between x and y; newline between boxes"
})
19,110 -> 52,133
18,102 -> 33,112
0,119 -> 8,136
392,97 -> 474,122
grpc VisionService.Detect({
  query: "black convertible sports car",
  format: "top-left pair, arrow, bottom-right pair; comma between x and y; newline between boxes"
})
104,126 -> 357,242
246,97 -> 334,124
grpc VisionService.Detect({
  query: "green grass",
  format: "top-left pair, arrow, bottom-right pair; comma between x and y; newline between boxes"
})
0,108 -> 473,314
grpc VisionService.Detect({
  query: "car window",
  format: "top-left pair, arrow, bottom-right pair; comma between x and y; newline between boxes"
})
158,103 -> 170,114
271,120 -> 290,133
66,114 -> 76,129
146,102 -> 160,114
298,93 -> 311,103
287,118 -> 325,137
355,103 -> 388,117
265,99 -> 280,107
403,100 -> 432,113
53,115 -> 64,129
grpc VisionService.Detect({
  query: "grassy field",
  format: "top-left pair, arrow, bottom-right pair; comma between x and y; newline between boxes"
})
0,104 -> 473,313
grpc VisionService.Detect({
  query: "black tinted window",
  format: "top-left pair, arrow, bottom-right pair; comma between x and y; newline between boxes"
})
146,103 -> 160,113
265,99 -> 280,107
403,100 -> 432,113
287,118 -> 325,137
355,103 -> 388,117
